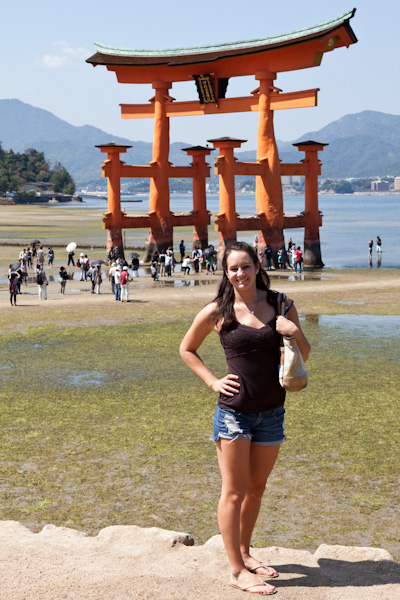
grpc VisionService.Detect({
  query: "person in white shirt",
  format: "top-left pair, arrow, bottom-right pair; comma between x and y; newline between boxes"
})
35,264 -> 47,300
182,256 -> 191,275
197,247 -> 203,273
114,266 -> 122,301
108,262 -> 117,294
165,251 -> 173,277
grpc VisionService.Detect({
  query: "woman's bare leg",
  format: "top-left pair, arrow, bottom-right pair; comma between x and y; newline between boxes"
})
216,439 -> 276,594
240,444 -> 281,576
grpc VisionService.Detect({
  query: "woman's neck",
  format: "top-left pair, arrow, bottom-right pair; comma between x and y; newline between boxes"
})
234,287 -> 259,305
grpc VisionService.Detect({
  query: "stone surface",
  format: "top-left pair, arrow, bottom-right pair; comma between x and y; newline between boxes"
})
0,521 -> 399,599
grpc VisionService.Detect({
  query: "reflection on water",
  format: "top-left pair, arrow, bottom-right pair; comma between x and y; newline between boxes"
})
305,314 -> 400,339
158,279 -> 217,287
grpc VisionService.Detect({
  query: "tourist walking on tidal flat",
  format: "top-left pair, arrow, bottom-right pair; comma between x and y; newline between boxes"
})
120,266 -> 130,302
67,249 -> 75,266
179,239 -> 185,262
265,244 -> 273,270
47,247 -> 54,268
8,272 -> 20,306
36,263 -> 48,300
368,240 -> 373,267
294,246 -> 303,273
114,265 -> 122,301
26,247 -> 32,269
59,266 -> 69,294
180,241 -> 310,595
376,236 -> 382,254
37,246 -> 45,268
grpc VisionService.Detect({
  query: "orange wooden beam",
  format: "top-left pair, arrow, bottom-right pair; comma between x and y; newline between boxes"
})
120,89 -> 319,119
120,165 -> 157,178
280,163 -> 308,176
234,162 -> 268,176
168,165 -> 197,178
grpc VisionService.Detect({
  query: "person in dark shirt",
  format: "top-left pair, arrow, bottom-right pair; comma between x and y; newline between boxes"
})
180,241 -> 309,595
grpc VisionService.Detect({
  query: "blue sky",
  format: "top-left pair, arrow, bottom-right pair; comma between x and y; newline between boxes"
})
1,1 -> 398,149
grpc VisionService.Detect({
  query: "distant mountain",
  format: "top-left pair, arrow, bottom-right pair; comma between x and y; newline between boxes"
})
0,99 -> 191,185
1,99 -> 400,183
236,111 -> 400,177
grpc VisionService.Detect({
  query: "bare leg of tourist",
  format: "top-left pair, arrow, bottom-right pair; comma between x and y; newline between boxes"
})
240,444 -> 280,578
216,439 -> 276,594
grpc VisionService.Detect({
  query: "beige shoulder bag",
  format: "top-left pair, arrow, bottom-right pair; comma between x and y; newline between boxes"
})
279,294 -> 307,392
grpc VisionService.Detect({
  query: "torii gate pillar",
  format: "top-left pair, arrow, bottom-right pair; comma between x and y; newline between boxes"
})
294,141 -> 328,268
145,81 -> 173,260
255,71 -> 285,259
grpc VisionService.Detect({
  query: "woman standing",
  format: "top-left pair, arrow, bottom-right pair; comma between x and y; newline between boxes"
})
59,266 -> 69,294
8,273 -> 20,306
180,241 -> 310,595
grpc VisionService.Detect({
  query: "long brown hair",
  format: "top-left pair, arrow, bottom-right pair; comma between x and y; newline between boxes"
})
211,241 -> 274,331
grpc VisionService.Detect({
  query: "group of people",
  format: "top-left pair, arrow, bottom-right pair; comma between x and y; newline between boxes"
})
368,236 -> 382,267
8,237 -> 306,309
18,245 -> 55,269
255,237 -> 303,272
108,262 -> 131,301
153,242 -> 218,279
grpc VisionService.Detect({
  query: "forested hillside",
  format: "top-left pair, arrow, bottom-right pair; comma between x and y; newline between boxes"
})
0,145 -> 75,195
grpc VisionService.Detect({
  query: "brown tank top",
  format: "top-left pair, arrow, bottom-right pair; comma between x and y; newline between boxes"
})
218,292 -> 285,413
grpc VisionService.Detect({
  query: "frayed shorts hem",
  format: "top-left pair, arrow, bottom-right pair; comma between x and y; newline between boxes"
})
211,404 -> 286,446
210,434 -> 286,446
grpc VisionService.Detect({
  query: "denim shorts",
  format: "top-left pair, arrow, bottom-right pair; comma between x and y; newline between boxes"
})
211,404 -> 286,446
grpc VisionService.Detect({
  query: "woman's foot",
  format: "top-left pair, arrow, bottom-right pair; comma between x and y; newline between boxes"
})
244,558 -> 279,579
230,569 -> 276,595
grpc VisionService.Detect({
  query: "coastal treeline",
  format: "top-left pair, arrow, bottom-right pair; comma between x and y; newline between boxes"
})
0,144 -> 75,196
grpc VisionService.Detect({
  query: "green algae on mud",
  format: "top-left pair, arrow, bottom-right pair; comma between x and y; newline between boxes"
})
0,312 -> 399,560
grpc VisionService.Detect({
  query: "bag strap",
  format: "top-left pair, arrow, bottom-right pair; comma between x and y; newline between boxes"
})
280,293 -> 286,316
280,293 -> 294,316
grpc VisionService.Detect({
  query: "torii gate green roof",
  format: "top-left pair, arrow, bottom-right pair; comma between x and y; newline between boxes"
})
87,9 -> 356,66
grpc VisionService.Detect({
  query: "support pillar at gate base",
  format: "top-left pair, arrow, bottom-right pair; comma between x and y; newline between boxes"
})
96,143 -> 132,258
208,137 -> 245,261
182,146 -> 212,249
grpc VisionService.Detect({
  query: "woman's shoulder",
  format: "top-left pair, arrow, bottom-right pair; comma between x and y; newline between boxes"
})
190,301 -> 220,329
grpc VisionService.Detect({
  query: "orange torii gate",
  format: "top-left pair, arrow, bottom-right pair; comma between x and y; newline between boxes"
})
87,9 -> 357,266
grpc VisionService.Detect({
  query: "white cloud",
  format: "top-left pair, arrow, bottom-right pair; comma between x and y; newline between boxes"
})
36,42 -> 89,68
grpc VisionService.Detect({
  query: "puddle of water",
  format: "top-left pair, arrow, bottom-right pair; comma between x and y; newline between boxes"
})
317,314 -> 400,339
66,370 -> 106,388
20,289 -> 82,295
334,301 -> 365,306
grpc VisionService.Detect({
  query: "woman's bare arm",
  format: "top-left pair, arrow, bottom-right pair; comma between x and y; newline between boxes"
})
179,303 -> 240,396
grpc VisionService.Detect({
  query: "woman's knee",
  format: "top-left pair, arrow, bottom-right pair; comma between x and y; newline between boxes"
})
245,482 -> 267,502
220,488 -> 247,506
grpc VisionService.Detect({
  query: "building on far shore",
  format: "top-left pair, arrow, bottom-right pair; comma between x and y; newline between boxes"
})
371,180 -> 389,192
394,177 -> 400,191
